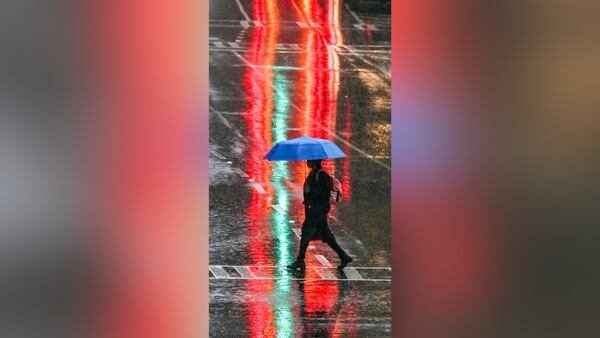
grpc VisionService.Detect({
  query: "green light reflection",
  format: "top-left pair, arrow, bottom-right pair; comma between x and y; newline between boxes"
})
271,72 -> 295,337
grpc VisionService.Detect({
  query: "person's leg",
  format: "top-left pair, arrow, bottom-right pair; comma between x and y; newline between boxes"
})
323,233 -> 349,260
296,231 -> 311,261
288,226 -> 314,270
322,230 -> 353,269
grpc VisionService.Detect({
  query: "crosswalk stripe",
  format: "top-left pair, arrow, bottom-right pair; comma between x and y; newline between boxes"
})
250,183 -> 266,194
210,150 -> 227,160
343,267 -> 363,280
233,266 -> 256,278
315,255 -> 333,267
271,204 -> 286,213
209,265 -> 230,279
233,168 -> 248,178
315,267 -> 337,280
208,265 -> 391,281
292,228 -> 302,239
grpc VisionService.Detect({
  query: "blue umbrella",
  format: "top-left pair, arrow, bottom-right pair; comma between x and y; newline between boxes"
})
264,136 -> 346,161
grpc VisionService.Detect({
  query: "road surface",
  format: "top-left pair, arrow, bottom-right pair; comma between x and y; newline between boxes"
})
209,0 -> 391,336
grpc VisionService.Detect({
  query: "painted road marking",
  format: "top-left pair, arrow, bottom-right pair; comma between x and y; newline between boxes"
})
250,182 -> 266,194
208,22 -> 383,30
210,150 -> 227,160
233,266 -> 256,278
219,111 -> 247,115
234,0 -> 251,22
213,41 -> 226,48
213,109 -> 233,129
292,228 -> 302,239
315,255 -> 333,267
353,23 -> 379,31
209,265 -> 230,279
231,50 -> 391,170
343,267 -> 363,280
347,48 -> 390,83
344,3 -> 364,25
271,204 -> 286,213
233,168 -> 248,178
208,265 -> 391,282
315,267 -> 337,279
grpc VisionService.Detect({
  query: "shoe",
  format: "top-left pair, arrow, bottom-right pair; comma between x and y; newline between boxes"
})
287,260 -> 305,271
337,256 -> 353,269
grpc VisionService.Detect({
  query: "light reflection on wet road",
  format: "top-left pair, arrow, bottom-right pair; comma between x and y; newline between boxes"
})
209,0 -> 390,336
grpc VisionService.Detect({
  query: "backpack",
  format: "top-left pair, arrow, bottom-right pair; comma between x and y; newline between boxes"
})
316,169 -> 343,204
330,175 -> 343,204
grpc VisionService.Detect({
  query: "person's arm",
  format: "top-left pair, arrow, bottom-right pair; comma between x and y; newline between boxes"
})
303,176 -> 313,206
314,171 -> 331,205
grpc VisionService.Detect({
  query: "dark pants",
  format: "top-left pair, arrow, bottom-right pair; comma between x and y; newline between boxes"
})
296,207 -> 349,261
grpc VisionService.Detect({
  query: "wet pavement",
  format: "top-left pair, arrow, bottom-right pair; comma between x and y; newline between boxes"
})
209,0 -> 391,336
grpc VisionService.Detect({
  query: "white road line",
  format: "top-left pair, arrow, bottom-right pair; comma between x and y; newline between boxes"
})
210,108 -> 241,136
207,265 -> 391,282
230,50 -> 391,170
228,42 -> 241,48
240,20 -> 250,29
210,150 -> 227,160
348,49 -> 391,83
218,113 -> 232,128
343,267 -> 364,280
211,264 -> 390,269
250,182 -> 266,194
233,266 -> 256,278
232,50 -> 253,68
212,97 -> 244,101
233,168 -> 249,178
214,41 -> 226,48
344,3 -> 364,25
219,111 -> 247,115
211,107 -> 234,129
270,204 -> 286,213
209,276 -> 390,282
209,265 -> 230,279
292,228 -> 302,239
234,0 -> 251,22
315,255 -> 333,267
315,267 -> 337,279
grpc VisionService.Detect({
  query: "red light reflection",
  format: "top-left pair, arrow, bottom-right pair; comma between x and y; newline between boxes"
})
241,0 -> 280,336
240,0 -> 357,335
292,1 -> 359,335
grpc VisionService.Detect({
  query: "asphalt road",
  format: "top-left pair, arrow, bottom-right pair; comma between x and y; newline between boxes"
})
209,0 -> 391,336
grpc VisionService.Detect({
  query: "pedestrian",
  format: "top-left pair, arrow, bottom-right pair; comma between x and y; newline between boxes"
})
287,159 -> 353,271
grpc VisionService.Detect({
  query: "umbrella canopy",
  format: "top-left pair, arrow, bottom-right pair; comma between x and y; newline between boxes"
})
264,136 -> 346,161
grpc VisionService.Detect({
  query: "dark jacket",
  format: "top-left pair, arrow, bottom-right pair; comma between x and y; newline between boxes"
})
301,168 -> 335,242
303,168 -> 332,214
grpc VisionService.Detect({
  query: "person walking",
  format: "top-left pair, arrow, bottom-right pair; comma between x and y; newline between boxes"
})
287,159 -> 353,271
